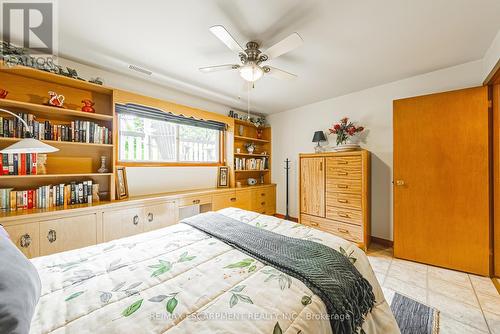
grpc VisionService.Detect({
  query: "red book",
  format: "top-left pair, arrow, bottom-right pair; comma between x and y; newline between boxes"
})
20,153 -> 26,175
22,191 -> 28,209
27,190 -> 34,209
31,153 -> 37,175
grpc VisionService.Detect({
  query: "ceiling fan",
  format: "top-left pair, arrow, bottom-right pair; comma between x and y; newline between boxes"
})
199,25 -> 303,82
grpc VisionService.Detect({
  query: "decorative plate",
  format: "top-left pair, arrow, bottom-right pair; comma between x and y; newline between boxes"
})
333,144 -> 360,151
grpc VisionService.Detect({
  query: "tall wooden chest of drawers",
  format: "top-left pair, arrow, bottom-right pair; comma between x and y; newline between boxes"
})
299,150 -> 371,250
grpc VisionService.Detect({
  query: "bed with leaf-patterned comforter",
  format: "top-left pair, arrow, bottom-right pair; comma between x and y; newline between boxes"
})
30,208 -> 399,334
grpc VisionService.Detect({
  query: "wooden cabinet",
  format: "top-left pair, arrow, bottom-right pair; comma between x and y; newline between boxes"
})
39,214 -> 97,256
102,206 -> 144,242
251,186 -> 276,214
234,189 -> 252,210
3,223 -> 40,258
143,201 -> 177,232
300,157 -> 325,217
394,87 -> 490,275
212,191 -> 237,211
299,151 -> 370,250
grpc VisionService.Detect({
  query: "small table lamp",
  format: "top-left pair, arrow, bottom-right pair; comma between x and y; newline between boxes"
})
0,108 -> 59,154
312,131 -> 326,153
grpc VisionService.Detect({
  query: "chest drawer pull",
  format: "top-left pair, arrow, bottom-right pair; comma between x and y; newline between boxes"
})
261,201 -> 266,206
309,221 -> 319,227
338,212 -> 350,218
192,199 -> 201,204
147,212 -> 154,222
337,160 -> 348,165
230,197 -> 237,202
133,215 -> 139,225
337,199 -> 348,203
260,193 -> 266,196
337,172 -> 348,176
337,184 -> 349,189
47,229 -> 57,243
20,234 -> 32,248
337,228 -> 349,234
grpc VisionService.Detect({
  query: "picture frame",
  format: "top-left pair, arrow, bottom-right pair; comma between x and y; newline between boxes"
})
217,166 -> 229,188
115,166 -> 129,199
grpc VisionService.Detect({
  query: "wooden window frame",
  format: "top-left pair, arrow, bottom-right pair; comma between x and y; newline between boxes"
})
116,115 -> 226,167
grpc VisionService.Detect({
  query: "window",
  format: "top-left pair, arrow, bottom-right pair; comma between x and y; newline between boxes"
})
116,104 -> 225,164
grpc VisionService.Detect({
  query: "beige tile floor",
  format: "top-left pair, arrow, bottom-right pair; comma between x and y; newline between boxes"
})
367,244 -> 500,334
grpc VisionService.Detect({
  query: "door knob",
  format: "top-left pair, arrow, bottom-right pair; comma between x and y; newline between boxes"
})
395,180 -> 405,186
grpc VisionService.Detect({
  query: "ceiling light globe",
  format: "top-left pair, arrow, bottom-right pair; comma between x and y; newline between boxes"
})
239,63 -> 264,82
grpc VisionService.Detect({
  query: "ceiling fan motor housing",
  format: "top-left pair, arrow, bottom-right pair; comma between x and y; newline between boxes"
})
240,41 -> 268,64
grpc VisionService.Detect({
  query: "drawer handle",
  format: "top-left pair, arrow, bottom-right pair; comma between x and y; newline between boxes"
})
192,199 -> 201,204
261,201 -> 266,206
47,229 -> 57,243
338,213 -> 350,218
337,199 -> 348,203
230,197 -> 237,202
133,215 -> 139,225
337,228 -> 349,234
260,193 -> 265,196
147,212 -> 154,222
20,233 -> 32,248
337,172 -> 348,176
310,222 -> 319,227
338,160 -> 348,165
337,184 -> 349,189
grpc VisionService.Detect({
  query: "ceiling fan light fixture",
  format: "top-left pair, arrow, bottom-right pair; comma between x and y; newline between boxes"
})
239,63 -> 263,82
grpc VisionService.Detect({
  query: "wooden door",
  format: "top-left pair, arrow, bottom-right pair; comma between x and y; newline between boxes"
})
234,189 -> 252,210
300,157 -> 325,217
102,207 -> 144,242
143,201 -> 178,232
394,86 -> 490,275
39,214 -> 97,256
4,223 -> 40,258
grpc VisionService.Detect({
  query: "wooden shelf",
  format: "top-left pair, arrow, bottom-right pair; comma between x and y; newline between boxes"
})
233,118 -> 270,127
0,99 -> 113,121
234,153 -> 270,157
234,135 -> 270,143
0,64 -> 114,94
0,173 -> 113,180
234,169 -> 270,173
0,137 -> 113,148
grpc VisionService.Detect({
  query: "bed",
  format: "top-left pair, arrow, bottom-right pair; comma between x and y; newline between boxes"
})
26,208 -> 399,334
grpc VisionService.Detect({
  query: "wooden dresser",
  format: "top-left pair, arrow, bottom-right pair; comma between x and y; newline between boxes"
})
299,150 -> 370,250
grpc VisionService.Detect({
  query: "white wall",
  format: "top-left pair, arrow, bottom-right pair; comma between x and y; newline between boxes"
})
268,60 -> 484,240
57,58 -> 241,196
483,29 -> 500,82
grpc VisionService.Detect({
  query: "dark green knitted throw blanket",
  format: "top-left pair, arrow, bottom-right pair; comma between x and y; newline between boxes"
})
182,212 -> 375,334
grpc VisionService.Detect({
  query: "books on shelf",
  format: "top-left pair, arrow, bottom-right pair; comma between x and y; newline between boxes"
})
0,153 -> 37,175
0,180 -> 98,211
234,157 -> 268,171
0,113 -> 112,144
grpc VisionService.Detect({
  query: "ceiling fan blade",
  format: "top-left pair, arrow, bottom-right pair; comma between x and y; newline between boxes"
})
264,32 -> 303,60
209,25 -> 244,53
199,64 -> 240,73
264,66 -> 297,80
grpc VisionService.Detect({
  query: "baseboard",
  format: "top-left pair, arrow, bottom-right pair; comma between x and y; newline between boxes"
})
274,213 -> 299,222
371,236 -> 394,247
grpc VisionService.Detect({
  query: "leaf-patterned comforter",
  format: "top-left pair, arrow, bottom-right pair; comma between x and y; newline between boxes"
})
30,208 -> 400,334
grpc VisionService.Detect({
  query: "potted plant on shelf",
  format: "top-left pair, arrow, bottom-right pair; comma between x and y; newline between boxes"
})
244,142 -> 256,154
251,117 -> 266,139
329,117 -> 365,151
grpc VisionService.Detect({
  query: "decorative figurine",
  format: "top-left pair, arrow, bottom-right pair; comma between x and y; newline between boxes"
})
0,89 -> 8,99
81,99 -> 96,113
89,77 -> 104,85
245,142 -> 256,154
97,156 -> 108,173
256,128 -> 263,139
48,91 -> 65,108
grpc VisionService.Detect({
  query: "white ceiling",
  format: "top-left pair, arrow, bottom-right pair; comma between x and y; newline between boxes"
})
57,0 -> 500,114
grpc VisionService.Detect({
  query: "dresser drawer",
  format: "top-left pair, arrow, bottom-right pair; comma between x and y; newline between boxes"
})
178,195 -> 212,207
3,223 -> 40,258
326,166 -> 362,180
300,214 -> 363,243
326,178 -> 362,194
326,206 -> 362,225
326,156 -> 361,168
212,192 -> 237,211
326,193 -> 362,210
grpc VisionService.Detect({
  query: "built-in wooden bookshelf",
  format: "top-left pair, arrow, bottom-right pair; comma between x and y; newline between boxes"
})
232,118 -> 271,186
0,64 -> 115,209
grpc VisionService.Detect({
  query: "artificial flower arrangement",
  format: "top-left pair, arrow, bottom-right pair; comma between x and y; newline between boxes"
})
329,117 -> 365,146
